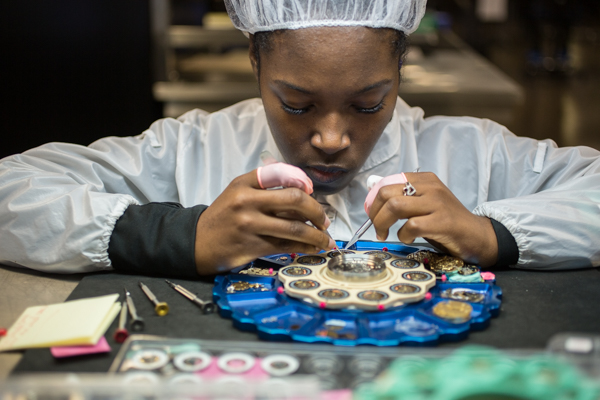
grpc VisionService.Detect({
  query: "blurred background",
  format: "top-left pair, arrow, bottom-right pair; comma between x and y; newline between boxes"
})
1,0 -> 599,160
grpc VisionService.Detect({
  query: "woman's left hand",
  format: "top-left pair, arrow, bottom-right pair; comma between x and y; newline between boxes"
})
368,172 -> 498,267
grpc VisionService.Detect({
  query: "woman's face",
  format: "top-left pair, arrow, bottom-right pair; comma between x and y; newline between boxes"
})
252,27 -> 400,195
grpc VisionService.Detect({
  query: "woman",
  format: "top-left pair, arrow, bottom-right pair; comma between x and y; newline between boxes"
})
0,0 -> 599,277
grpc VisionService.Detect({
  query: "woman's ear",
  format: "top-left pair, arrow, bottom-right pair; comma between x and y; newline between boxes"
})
248,34 -> 259,82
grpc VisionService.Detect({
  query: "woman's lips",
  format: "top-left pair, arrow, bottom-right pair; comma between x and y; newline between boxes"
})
306,166 -> 347,184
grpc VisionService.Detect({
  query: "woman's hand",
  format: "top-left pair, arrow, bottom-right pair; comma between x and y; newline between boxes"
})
368,172 -> 498,267
194,170 -> 334,274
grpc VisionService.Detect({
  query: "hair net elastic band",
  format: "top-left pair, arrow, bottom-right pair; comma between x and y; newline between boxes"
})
224,0 -> 428,35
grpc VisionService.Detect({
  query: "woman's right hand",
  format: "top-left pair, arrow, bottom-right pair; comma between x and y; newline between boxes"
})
194,169 -> 335,274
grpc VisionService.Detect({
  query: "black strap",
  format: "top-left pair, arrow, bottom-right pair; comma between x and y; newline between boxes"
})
108,202 -> 208,278
490,218 -> 519,267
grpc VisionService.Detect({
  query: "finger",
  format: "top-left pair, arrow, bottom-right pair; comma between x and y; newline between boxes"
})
370,191 -> 433,240
257,187 -> 330,230
259,235 -> 329,256
396,215 -> 432,244
256,215 -> 334,251
256,163 -> 314,194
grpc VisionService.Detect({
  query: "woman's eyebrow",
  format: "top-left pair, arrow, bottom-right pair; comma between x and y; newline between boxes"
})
353,79 -> 393,95
273,80 -> 314,95
273,79 -> 393,95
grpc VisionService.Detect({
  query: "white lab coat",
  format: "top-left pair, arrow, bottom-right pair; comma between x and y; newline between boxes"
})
0,97 -> 599,273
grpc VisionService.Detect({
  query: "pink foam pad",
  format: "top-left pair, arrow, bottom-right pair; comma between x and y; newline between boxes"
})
481,271 -> 496,280
50,336 -> 111,358
364,173 -> 407,214
257,163 -> 313,194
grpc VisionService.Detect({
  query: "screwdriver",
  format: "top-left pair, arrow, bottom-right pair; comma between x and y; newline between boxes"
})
165,280 -> 216,314
113,301 -> 129,343
139,281 -> 169,316
124,287 -> 145,331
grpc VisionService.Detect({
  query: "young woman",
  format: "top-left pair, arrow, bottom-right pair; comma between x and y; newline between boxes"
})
0,0 -> 599,277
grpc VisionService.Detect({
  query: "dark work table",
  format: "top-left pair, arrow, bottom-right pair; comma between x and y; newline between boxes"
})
4,265 -> 600,375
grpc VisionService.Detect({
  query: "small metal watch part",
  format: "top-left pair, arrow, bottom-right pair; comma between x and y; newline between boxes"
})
327,249 -> 355,258
296,255 -> 327,265
402,271 -> 434,282
390,283 -> 421,294
239,267 -> 277,276
432,300 -> 473,323
318,289 -> 350,300
364,250 -> 392,260
357,290 -> 389,301
390,259 -> 420,269
458,266 -> 479,276
226,281 -> 268,293
441,289 -> 485,303
281,266 -> 312,276
289,279 -> 320,290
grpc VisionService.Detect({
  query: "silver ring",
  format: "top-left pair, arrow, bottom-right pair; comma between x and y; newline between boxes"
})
173,351 -> 212,372
261,354 -> 300,376
403,182 -> 416,196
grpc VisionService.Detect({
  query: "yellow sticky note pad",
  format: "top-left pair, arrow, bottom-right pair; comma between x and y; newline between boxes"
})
0,293 -> 121,352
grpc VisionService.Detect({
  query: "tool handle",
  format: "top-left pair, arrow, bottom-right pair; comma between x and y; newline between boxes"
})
113,328 -> 129,343
130,318 -> 145,332
193,298 -> 216,314
154,302 -> 169,316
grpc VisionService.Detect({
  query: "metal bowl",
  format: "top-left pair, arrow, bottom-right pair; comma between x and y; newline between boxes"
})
326,254 -> 387,282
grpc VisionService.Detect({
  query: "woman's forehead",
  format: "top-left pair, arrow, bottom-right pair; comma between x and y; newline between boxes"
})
261,27 -> 398,87
269,26 -> 395,49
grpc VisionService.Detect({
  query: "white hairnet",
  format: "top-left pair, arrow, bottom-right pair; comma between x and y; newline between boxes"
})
224,0 -> 428,35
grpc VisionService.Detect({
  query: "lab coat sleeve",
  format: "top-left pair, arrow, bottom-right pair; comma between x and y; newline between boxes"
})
0,117 -> 196,273
471,120 -> 600,270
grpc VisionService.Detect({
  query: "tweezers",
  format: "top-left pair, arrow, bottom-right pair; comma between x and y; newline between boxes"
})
344,219 -> 373,250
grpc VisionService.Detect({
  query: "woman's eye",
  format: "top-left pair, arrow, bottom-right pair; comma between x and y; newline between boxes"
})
281,102 -> 309,115
356,101 -> 385,114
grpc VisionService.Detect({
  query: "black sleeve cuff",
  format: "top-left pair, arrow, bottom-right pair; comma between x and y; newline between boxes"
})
108,202 -> 208,278
490,218 -> 519,267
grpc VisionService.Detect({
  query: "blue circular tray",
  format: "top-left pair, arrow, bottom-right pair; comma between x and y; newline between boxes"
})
213,241 -> 502,346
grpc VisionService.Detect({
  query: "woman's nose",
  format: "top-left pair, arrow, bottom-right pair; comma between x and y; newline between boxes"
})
310,112 -> 351,154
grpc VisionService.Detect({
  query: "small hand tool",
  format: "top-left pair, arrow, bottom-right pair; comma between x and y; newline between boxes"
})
165,280 -> 216,314
344,218 -> 373,250
139,281 -> 169,316
113,301 -> 129,343
345,169 -> 420,250
124,288 -> 145,331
